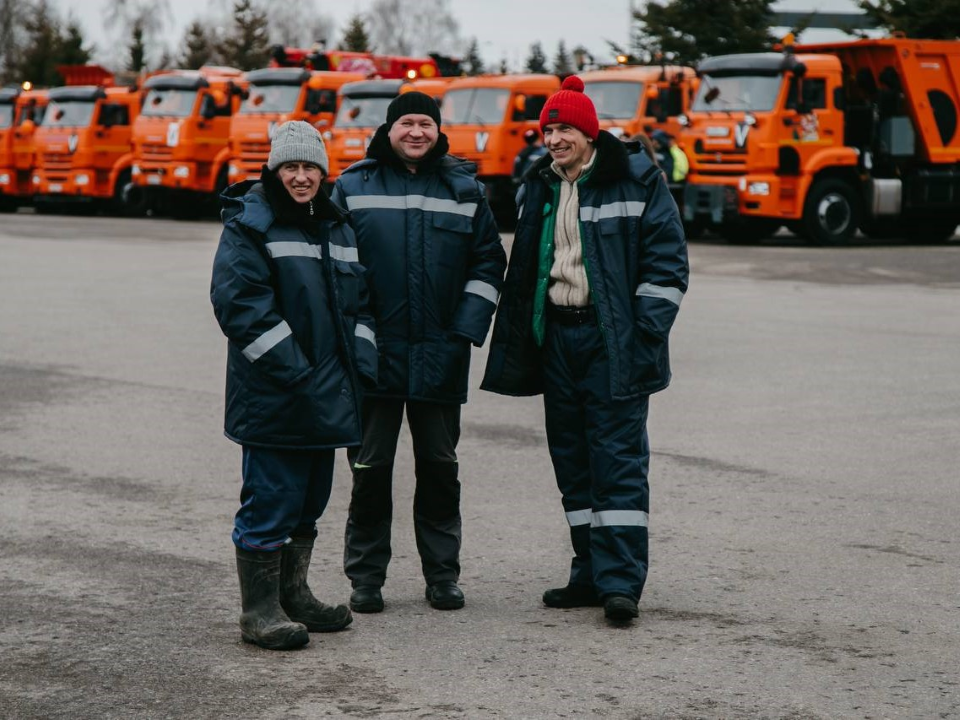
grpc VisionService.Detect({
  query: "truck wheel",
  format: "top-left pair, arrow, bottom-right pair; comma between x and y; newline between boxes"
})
114,170 -> 149,217
803,179 -> 859,246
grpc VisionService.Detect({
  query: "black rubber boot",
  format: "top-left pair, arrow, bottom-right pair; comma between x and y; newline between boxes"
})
280,536 -> 353,632
236,548 -> 309,650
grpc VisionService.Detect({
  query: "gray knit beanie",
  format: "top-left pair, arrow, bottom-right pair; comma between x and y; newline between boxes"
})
267,120 -> 329,174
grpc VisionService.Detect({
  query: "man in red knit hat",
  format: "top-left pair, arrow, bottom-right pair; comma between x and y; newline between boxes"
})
482,76 -> 689,624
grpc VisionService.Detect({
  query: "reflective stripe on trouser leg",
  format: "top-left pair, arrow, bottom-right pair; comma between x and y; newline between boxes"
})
234,446 -> 334,552
413,459 -> 462,584
582,353 -> 651,601
543,320 -> 595,589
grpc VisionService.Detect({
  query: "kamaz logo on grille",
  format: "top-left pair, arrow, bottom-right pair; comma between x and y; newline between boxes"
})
67,134 -> 78,153
475,131 -> 490,152
734,123 -> 750,148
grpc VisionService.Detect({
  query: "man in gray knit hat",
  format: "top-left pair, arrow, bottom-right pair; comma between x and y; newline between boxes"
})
211,120 -> 378,650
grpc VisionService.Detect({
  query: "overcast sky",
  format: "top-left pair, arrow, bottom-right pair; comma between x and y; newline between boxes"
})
60,0 -> 866,70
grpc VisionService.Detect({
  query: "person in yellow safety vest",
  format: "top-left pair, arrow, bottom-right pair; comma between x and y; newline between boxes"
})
651,130 -> 688,183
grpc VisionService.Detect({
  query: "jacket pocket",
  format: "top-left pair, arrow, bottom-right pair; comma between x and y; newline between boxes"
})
333,259 -> 360,316
431,213 -> 472,271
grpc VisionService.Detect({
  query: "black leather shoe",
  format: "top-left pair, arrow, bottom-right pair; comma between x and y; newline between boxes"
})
603,594 -> 639,622
349,585 -> 384,613
542,584 -> 603,608
425,580 -> 465,610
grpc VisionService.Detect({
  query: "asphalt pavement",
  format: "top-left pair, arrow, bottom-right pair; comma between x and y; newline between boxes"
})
1,213 -> 958,719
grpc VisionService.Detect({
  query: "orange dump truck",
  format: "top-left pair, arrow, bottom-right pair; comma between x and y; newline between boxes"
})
441,73 -> 561,222
0,86 -> 48,212
580,65 -> 698,140
131,67 -> 246,217
681,38 -> 960,244
228,68 -> 363,183
32,66 -> 141,214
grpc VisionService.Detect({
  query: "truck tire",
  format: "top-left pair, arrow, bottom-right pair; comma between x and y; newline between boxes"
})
113,170 -> 149,217
802,179 -> 859,246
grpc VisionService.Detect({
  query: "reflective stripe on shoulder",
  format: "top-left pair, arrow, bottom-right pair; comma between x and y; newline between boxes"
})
636,283 -> 684,307
345,194 -> 477,217
265,242 -> 322,260
464,279 -> 499,305
591,510 -> 649,528
242,320 -> 292,362
355,323 -> 376,347
579,201 -> 646,223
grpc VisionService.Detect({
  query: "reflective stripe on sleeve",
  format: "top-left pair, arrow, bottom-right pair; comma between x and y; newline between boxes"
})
328,244 -> 359,263
242,320 -> 292,362
579,201 -> 646,223
345,194 -> 478,217
464,279 -> 499,305
565,509 -> 592,527
591,510 -> 649,528
265,242 -> 322,260
636,283 -> 684,307
354,323 -> 376,347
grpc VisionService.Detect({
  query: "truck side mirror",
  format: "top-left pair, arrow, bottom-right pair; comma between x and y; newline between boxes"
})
833,86 -> 846,111
200,95 -> 217,120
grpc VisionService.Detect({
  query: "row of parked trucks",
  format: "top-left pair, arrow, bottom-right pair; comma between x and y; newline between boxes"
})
2,38 -> 958,243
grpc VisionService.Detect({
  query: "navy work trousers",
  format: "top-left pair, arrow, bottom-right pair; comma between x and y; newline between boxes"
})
233,446 -> 336,552
542,310 -> 651,601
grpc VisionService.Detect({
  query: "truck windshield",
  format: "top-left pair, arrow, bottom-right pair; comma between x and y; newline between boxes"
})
42,100 -> 96,127
0,104 -> 13,128
441,88 -> 510,125
141,89 -> 197,118
583,81 -> 643,120
240,84 -> 301,115
335,96 -> 394,128
692,73 -> 782,112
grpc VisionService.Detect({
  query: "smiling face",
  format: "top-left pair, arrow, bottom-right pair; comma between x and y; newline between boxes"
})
543,123 -> 595,177
277,161 -> 323,204
388,113 -> 439,170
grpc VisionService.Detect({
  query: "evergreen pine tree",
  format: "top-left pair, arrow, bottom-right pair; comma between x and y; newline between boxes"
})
463,37 -> 485,76
339,13 -> 372,52
180,20 -> 215,69
553,40 -> 572,75
858,0 -> 960,39
127,18 -> 147,72
525,41 -> 547,74
216,0 -> 271,71
16,0 -> 63,86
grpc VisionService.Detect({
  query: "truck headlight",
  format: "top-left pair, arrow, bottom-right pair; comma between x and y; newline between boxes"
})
33,175 -> 41,185
228,164 -> 239,177
75,174 -> 89,186
747,182 -> 770,196
131,164 -> 140,176
173,165 -> 190,178
0,173 -> 9,185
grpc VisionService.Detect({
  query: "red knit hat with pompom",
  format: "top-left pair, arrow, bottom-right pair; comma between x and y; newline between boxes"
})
539,76 -> 599,140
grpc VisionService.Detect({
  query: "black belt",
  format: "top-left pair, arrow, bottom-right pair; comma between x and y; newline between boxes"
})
546,303 -> 595,326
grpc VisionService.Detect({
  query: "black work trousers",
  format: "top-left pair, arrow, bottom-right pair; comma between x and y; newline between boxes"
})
344,398 -> 462,588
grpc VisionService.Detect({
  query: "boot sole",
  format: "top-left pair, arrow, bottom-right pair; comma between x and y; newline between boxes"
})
297,615 -> 354,633
428,598 -> 465,610
241,629 -> 309,650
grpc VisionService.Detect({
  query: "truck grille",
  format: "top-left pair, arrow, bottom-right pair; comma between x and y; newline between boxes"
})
240,141 -> 271,161
41,153 -> 72,172
140,143 -> 173,162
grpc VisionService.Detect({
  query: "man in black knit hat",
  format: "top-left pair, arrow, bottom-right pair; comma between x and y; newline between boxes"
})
331,92 -> 506,613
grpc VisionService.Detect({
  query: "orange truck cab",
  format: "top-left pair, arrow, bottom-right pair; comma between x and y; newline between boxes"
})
228,68 -> 364,183
131,67 -> 246,217
580,65 -> 698,139
0,86 -> 49,211
324,79 -> 406,183
441,73 -> 561,222
682,39 -> 960,244
32,83 -> 140,214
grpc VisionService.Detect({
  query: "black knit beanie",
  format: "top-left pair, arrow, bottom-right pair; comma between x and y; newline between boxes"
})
386,91 -> 441,128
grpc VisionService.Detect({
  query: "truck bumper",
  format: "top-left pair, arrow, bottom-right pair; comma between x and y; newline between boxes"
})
684,175 -> 800,223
